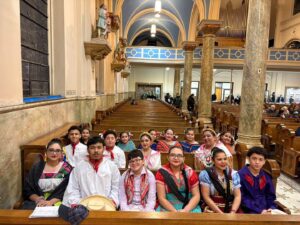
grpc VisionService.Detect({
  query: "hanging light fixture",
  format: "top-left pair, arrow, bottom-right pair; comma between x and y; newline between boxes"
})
155,0 -> 161,12
150,24 -> 156,34
151,33 -> 156,37
155,13 -> 160,18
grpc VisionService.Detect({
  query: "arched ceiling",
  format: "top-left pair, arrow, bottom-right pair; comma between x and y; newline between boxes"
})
115,0 -> 205,47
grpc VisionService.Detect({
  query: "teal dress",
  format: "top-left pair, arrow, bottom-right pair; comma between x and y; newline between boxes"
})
117,140 -> 136,152
155,164 -> 202,212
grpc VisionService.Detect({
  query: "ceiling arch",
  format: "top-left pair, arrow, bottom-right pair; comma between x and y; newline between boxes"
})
188,2 -> 200,41
123,8 -> 186,43
132,30 -> 173,47
115,0 -> 213,46
130,28 -> 175,47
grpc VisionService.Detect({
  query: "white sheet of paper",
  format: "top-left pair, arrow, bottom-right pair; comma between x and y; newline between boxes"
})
29,206 -> 59,218
271,209 -> 287,215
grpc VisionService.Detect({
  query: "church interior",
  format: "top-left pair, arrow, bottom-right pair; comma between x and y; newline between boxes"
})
0,0 -> 300,223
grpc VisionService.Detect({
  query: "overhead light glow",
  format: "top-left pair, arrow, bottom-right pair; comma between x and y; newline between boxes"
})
151,33 -> 156,37
150,24 -> 156,34
155,13 -> 160,18
166,67 -> 170,71
155,0 -> 161,12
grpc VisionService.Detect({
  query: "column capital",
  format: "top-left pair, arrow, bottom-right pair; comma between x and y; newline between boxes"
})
182,41 -> 197,51
197,20 -> 223,35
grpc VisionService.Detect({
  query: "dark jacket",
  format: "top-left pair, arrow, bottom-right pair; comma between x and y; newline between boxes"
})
23,160 -> 72,201
187,95 -> 195,111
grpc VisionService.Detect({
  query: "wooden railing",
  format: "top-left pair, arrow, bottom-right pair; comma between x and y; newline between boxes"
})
0,210 -> 299,225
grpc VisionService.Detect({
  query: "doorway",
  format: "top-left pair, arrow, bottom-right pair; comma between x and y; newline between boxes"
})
135,83 -> 163,99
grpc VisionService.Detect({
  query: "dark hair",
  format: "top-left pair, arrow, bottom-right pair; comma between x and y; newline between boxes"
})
87,136 -> 105,148
120,131 -> 129,138
127,149 -> 144,161
103,130 -> 117,139
81,127 -> 90,133
184,128 -> 194,135
46,138 -> 63,150
211,147 -> 226,160
247,146 -> 267,159
168,145 -> 184,154
219,131 -> 235,145
68,125 -> 81,134
164,128 -> 174,134
148,129 -> 155,133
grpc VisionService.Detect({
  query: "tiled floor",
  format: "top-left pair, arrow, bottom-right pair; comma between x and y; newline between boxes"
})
276,174 -> 300,215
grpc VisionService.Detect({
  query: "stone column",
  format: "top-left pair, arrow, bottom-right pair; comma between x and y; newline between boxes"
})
197,20 -> 222,128
237,0 -> 271,164
173,67 -> 181,96
181,41 -> 197,112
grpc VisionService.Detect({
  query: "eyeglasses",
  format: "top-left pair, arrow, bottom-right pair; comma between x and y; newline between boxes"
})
128,158 -> 142,164
169,153 -> 184,159
47,149 -> 62,154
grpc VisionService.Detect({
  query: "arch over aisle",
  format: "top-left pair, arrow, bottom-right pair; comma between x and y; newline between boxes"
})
130,28 -> 176,47
123,8 -> 186,42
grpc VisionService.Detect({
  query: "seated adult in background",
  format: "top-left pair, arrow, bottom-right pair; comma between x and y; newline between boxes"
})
65,125 -> 88,167
119,150 -> 156,211
80,127 -> 90,145
219,131 -> 235,155
280,106 -> 290,118
199,148 -> 241,213
238,147 -> 277,214
22,139 -> 72,209
156,146 -> 201,212
194,128 -> 232,170
265,104 -> 278,117
180,128 -> 200,153
117,131 -> 136,152
63,137 -> 120,207
103,130 -> 126,168
156,128 -> 181,153
139,132 -> 161,170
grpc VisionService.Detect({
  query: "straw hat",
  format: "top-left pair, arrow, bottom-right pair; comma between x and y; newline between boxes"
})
80,195 -> 116,211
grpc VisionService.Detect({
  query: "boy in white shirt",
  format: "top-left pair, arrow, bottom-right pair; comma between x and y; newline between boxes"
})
63,136 -> 120,207
64,126 -> 88,167
103,130 -> 126,168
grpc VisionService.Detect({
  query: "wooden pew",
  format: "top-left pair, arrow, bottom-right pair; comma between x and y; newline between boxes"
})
276,127 -> 300,177
0,210 -> 299,225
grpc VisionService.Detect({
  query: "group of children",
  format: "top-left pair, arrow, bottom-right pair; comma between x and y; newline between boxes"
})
22,125 -> 283,224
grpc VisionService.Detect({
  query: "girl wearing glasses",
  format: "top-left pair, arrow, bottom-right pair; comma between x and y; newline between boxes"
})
22,138 -> 72,209
156,146 -> 201,212
119,150 -> 156,211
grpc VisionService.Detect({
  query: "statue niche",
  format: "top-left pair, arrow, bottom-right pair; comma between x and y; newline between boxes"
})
111,38 -> 127,72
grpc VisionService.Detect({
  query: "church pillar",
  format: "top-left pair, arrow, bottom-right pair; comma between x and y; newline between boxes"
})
173,67 -> 181,96
237,0 -> 271,164
181,41 -> 197,112
197,20 -> 222,128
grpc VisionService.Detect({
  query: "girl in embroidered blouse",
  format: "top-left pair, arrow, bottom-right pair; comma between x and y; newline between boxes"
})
117,131 -> 136,152
139,132 -> 161,170
119,150 -> 156,211
199,148 -> 241,213
22,139 -> 72,209
180,128 -> 200,153
156,128 -> 181,153
194,128 -> 232,170
156,146 -> 201,212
